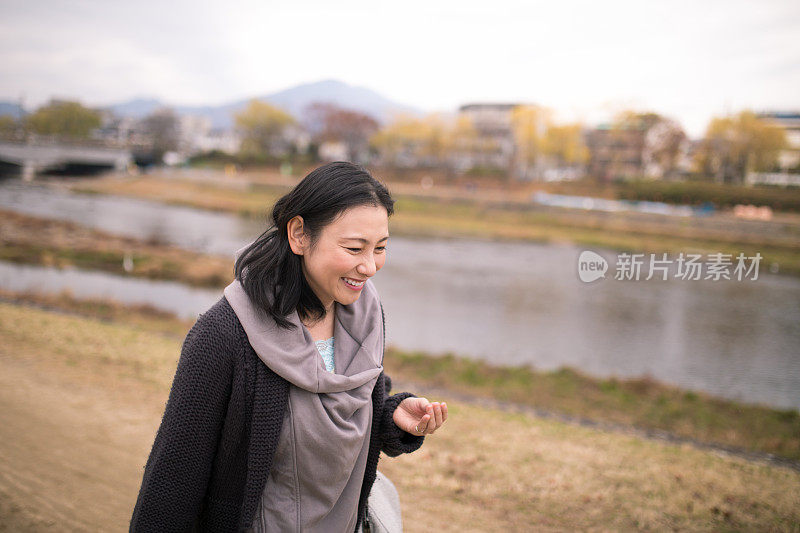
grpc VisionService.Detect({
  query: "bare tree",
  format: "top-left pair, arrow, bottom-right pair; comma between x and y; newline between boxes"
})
140,108 -> 181,163
303,103 -> 379,162
695,111 -> 787,184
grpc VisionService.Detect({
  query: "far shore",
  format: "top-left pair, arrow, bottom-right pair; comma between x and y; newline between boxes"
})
60,170 -> 800,277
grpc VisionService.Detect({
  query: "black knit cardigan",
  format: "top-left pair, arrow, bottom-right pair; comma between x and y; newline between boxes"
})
130,296 -> 424,532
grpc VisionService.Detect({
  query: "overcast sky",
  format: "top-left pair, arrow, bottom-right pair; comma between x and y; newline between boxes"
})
1,0 -> 798,137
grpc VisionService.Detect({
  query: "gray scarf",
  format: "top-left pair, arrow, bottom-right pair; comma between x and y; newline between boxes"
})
224,277 -> 384,531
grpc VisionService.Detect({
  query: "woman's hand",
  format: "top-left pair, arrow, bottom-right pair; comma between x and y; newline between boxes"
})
393,397 -> 448,436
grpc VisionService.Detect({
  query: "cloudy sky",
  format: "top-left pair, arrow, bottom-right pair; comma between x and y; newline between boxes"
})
1,0 -> 798,137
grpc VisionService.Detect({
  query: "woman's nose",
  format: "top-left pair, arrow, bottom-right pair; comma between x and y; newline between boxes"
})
357,253 -> 377,277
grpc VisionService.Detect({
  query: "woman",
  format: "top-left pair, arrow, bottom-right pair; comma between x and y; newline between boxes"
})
130,162 -> 447,532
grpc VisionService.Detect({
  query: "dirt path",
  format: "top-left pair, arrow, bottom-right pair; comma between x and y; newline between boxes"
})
0,348 -> 164,531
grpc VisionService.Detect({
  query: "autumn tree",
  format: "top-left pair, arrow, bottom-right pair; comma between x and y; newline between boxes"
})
543,123 -> 589,167
376,107 -> 587,179
418,114 -> 450,164
695,110 -> 788,184
235,99 -> 295,157
25,100 -> 101,138
0,115 -> 17,136
371,113 -> 483,172
304,103 -> 379,162
450,115 -> 489,164
511,105 -> 552,179
370,114 -> 432,165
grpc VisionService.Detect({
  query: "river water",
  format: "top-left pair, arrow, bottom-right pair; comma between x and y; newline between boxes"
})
1,179 -> 798,410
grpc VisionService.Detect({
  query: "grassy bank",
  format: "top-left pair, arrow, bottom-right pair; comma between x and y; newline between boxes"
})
610,179 -> 800,212
0,209 -> 233,288
384,350 -> 800,463
69,175 -> 800,276
3,289 -> 798,465
1,299 -> 798,531
0,288 -> 193,337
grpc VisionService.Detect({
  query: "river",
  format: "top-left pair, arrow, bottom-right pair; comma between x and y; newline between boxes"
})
1,178 -> 798,410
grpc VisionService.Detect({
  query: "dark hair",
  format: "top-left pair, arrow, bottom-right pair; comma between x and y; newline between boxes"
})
234,161 -> 394,329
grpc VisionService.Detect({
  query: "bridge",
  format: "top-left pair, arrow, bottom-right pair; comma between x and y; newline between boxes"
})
0,140 -> 133,180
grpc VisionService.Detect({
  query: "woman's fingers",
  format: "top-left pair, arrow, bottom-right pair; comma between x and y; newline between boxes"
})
414,397 -> 429,413
425,404 -> 439,433
424,403 -> 440,434
432,402 -> 444,428
414,414 -> 430,434
411,400 -> 448,435
424,413 -> 433,433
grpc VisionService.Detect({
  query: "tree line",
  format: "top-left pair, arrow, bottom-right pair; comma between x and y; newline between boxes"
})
0,98 -> 790,185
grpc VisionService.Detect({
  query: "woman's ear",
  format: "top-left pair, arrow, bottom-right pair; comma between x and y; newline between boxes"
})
287,215 -> 306,255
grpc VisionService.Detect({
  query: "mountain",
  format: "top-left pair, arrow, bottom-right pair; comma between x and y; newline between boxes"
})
108,98 -> 163,118
0,101 -> 25,120
107,80 -> 422,129
264,79 -> 420,125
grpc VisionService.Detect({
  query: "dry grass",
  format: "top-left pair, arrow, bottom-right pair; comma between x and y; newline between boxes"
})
0,209 -> 233,288
71,174 -> 281,216
1,300 -> 799,531
0,288 -> 193,337
0,301 -> 179,390
383,401 -> 800,532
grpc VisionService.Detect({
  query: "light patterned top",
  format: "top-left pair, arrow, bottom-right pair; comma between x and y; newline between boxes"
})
315,336 -> 335,373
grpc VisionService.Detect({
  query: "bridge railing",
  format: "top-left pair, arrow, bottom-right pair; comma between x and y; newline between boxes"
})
0,132 -> 131,150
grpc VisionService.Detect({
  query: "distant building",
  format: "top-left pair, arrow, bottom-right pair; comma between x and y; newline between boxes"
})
585,124 -> 646,182
192,128 -> 242,155
457,103 -> 519,171
96,111 -> 241,159
178,114 -> 212,154
94,113 -> 142,146
585,116 -> 688,182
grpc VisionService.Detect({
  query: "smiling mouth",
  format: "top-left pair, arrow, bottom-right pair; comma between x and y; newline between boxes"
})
342,277 -> 366,288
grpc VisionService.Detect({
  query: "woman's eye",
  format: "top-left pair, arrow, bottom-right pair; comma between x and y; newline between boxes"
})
345,246 -> 386,253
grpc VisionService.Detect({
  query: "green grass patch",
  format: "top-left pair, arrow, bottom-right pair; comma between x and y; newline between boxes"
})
384,348 -> 800,462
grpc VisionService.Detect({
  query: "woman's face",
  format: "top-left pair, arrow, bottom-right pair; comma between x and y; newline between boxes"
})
290,205 -> 389,310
